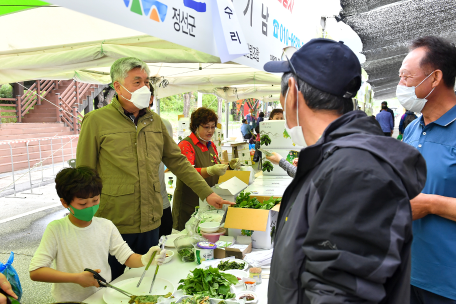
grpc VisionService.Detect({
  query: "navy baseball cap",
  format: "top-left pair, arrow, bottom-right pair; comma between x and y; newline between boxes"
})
264,38 -> 362,98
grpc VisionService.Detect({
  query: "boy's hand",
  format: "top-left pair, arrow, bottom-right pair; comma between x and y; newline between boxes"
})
76,269 -> 101,288
141,246 -> 166,266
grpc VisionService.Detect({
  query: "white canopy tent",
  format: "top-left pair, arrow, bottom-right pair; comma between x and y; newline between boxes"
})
0,1 -> 356,101
0,6 -> 283,100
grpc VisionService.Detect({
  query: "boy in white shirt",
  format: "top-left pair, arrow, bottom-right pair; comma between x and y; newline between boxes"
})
29,167 -> 166,302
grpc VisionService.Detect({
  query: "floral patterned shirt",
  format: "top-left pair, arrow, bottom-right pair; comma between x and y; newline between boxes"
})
178,132 -> 219,175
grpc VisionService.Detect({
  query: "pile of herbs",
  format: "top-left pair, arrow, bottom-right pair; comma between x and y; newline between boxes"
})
129,292 -> 172,304
234,191 -> 281,210
260,134 -> 272,146
262,160 -> 274,172
217,260 -> 246,271
178,267 -> 238,299
178,247 -> 195,262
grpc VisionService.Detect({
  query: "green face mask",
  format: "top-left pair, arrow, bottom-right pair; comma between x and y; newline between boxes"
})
68,204 -> 99,222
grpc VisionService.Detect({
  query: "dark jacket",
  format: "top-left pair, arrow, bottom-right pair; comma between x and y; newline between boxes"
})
399,111 -> 417,134
268,111 -> 427,304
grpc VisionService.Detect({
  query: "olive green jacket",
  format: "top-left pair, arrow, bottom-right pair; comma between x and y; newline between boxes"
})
76,97 -> 213,234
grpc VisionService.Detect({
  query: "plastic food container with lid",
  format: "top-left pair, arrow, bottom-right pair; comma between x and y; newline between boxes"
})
194,241 -> 217,264
249,267 -> 262,284
174,235 -> 201,263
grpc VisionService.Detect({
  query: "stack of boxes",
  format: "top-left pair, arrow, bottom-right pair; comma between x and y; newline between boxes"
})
259,120 -> 305,176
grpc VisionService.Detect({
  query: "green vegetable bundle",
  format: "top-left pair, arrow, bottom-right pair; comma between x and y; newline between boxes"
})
178,247 -> 195,262
234,191 -> 281,210
260,134 -> 272,146
178,267 -> 238,300
217,260 -> 246,271
262,160 -> 274,172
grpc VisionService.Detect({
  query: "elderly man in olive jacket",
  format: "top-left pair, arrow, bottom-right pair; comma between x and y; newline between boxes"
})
76,57 -> 233,279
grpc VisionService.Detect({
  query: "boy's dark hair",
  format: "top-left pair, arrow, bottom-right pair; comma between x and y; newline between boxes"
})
55,167 -> 103,205
259,112 -> 265,118
410,36 -> 456,88
242,119 -> 247,123
269,108 -> 283,120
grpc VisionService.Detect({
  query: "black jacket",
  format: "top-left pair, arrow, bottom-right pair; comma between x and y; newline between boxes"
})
268,111 -> 427,304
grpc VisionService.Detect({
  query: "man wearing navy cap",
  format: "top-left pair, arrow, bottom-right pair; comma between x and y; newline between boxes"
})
264,39 -> 427,303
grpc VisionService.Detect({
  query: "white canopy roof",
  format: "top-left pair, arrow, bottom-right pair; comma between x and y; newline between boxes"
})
0,6 -> 282,99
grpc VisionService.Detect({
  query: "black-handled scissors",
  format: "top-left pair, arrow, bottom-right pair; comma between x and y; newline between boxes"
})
84,268 -> 133,298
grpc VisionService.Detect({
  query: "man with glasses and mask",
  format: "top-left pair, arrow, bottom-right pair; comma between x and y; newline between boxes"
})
399,36 -> 456,304
76,57 -> 234,280
263,39 -> 427,303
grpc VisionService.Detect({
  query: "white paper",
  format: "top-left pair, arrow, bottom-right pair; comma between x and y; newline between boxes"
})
211,0 -> 248,63
216,176 -> 248,195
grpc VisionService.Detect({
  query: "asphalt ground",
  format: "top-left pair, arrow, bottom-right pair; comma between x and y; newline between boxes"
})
1,183 -> 65,304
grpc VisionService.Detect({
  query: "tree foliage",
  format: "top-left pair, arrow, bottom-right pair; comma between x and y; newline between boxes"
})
0,84 -> 13,98
159,93 -> 225,115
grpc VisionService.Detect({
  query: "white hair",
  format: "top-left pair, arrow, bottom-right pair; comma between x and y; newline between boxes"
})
110,57 -> 150,83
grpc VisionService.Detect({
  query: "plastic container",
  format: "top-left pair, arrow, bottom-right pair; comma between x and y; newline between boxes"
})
249,267 -> 262,284
194,241 -> 217,264
174,235 -> 201,263
201,228 -> 226,243
199,222 -> 220,233
243,278 -> 256,291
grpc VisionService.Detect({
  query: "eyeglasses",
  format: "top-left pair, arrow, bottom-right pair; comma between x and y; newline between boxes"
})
200,125 -> 216,131
281,46 -> 298,76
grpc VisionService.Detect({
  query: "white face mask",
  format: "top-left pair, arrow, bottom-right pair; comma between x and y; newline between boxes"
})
396,71 -> 436,113
284,84 -> 306,147
120,84 -> 151,110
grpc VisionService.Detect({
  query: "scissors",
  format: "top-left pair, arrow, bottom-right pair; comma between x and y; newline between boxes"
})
84,268 -> 133,298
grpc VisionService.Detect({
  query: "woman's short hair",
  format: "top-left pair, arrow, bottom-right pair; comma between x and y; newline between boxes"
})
190,107 -> 218,133
269,109 -> 283,120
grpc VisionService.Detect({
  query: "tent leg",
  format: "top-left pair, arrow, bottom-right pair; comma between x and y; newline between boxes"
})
225,101 -> 230,140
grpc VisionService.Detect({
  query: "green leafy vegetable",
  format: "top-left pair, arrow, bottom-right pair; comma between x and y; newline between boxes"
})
217,260 -> 246,271
262,160 -> 274,172
129,292 -> 172,304
178,267 -> 237,300
234,191 -> 281,210
178,247 -> 195,262
260,134 -> 272,146
241,229 -> 253,236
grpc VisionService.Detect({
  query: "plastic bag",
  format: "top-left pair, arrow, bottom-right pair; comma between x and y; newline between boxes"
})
0,252 -> 23,301
397,134 -> 403,140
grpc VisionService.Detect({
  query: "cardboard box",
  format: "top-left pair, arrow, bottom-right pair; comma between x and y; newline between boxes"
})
214,236 -> 252,259
224,196 -> 281,249
219,171 -> 251,185
260,120 -> 305,149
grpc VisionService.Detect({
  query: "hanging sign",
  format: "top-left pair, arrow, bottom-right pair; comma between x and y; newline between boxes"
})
48,0 -> 322,70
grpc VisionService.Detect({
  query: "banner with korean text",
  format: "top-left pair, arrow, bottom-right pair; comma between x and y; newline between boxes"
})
48,0 -> 323,70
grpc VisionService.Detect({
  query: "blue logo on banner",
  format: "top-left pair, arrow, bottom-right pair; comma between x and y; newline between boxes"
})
183,0 -> 206,12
